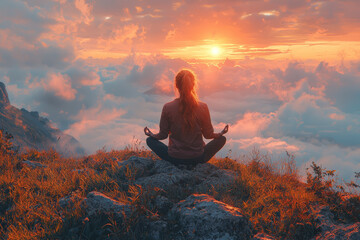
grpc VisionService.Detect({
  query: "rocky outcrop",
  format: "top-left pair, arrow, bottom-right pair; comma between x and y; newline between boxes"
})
0,82 -> 10,106
77,191 -> 252,240
0,82 -> 85,156
118,156 -> 237,193
64,157 -> 252,239
168,194 -> 253,240
312,205 -> 360,240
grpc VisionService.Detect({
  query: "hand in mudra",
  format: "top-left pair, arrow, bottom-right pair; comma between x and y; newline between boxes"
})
220,124 -> 229,136
144,127 -> 154,137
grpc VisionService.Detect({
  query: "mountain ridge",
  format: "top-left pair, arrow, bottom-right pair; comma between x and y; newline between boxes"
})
0,81 -> 85,156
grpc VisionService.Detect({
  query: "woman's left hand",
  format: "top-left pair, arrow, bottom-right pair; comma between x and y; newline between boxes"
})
144,127 -> 154,137
220,124 -> 229,135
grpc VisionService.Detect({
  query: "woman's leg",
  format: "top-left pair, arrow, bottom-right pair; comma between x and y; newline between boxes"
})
201,136 -> 226,163
146,137 -> 171,161
146,137 -> 199,166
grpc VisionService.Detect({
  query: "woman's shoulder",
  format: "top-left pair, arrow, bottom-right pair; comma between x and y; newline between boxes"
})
163,98 -> 180,109
198,101 -> 208,109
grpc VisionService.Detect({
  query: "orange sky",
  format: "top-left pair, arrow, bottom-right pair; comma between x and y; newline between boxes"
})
68,0 -> 360,62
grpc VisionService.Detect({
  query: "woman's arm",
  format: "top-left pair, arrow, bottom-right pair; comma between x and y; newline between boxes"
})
201,104 -> 228,139
201,104 -> 217,139
150,105 -> 169,140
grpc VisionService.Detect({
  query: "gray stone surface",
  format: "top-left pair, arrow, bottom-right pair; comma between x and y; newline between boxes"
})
312,205 -> 360,240
169,194 -> 252,240
84,191 -> 131,217
118,156 -> 155,179
118,157 -> 238,192
59,191 -> 83,208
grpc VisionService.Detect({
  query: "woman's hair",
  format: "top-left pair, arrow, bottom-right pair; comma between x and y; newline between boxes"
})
175,69 -> 199,131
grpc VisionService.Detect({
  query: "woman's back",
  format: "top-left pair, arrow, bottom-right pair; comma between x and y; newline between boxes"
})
162,98 -> 214,159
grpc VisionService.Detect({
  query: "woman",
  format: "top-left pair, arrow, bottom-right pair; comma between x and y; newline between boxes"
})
144,69 -> 228,166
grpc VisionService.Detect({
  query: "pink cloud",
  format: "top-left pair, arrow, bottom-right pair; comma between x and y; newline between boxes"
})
230,137 -> 300,153
75,0 -> 93,24
43,73 -> 77,101
65,106 -> 126,139
226,112 -> 274,139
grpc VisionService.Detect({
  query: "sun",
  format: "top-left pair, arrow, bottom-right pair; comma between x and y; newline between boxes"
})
211,46 -> 221,56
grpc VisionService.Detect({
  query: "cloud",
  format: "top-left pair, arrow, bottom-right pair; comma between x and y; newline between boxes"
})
43,73 -> 77,101
65,105 -> 126,139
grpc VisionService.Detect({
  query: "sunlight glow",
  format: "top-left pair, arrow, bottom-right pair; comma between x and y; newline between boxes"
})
211,46 -> 221,56
105,16 -> 111,20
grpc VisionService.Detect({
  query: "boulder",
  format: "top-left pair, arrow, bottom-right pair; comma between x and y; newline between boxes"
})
152,195 -> 173,215
118,156 -> 155,179
118,157 -> 238,193
168,194 -> 252,240
84,191 -> 132,218
58,191 -> 83,208
312,205 -> 360,239
146,220 -> 168,240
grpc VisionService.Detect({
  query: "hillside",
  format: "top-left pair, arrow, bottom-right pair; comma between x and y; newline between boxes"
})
0,82 -> 85,156
0,130 -> 359,239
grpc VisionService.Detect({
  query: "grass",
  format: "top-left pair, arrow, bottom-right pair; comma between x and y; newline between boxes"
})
0,129 -> 359,239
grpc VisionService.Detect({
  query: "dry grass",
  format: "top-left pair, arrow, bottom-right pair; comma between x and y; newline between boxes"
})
0,130 -> 359,239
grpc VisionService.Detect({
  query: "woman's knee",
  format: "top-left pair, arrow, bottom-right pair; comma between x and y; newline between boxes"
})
146,136 -> 156,147
219,135 -> 226,146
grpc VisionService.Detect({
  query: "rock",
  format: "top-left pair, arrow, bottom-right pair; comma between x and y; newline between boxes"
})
146,220 -> 168,240
195,168 -> 238,193
152,158 -> 183,175
23,160 -> 47,169
119,157 -> 238,193
253,233 -> 276,240
153,195 -> 173,214
135,170 -> 194,190
312,205 -> 360,239
168,194 -> 252,240
0,82 -> 10,106
118,156 -> 155,179
59,191 -> 83,208
319,223 -> 360,240
84,191 -> 132,218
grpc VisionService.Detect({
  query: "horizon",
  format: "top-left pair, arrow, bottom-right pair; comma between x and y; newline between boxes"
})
1,0 -> 360,181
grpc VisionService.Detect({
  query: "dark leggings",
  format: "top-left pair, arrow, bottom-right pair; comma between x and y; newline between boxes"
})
146,136 -> 226,166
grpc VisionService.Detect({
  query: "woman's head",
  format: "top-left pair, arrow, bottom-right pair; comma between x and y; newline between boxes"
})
175,69 -> 197,95
175,69 -> 199,131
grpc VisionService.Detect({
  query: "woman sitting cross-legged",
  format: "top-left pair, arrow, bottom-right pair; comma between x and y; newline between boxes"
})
144,69 -> 228,167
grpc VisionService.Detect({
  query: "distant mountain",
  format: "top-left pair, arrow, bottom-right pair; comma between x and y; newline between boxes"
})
0,82 -> 85,156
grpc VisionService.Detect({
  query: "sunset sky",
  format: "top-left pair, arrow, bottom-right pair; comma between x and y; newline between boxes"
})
1,0 -> 360,180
